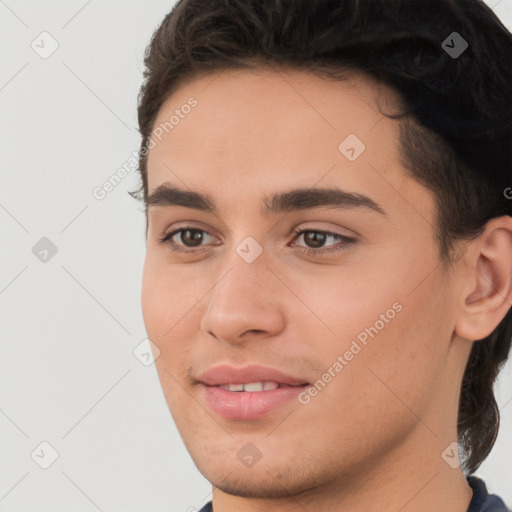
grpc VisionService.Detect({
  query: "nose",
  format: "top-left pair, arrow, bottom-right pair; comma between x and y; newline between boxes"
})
200,254 -> 286,347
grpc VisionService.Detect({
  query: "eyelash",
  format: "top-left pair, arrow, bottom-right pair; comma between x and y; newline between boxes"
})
158,226 -> 356,256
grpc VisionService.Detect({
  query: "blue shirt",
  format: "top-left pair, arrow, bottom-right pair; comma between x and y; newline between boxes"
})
467,477 -> 510,512
197,476 -> 510,512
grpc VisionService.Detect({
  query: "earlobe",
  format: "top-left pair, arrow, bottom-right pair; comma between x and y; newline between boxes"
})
454,216 -> 512,341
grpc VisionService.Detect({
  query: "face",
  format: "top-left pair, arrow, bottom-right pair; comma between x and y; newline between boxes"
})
141,67 -> 463,499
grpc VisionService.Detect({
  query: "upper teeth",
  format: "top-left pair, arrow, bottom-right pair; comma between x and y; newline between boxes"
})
219,381 -> 280,392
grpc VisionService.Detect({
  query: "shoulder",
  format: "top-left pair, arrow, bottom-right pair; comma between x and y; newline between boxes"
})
467,476 -> 511,512
197,502 -> 212,512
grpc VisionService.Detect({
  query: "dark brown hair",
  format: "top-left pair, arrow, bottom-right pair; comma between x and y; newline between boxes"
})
130,0 -> 512,474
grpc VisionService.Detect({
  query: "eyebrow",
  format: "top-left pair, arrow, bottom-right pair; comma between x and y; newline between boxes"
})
147,183 -> 387,217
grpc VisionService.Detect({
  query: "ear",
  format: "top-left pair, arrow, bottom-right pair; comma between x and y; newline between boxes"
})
454,215 -> 512,341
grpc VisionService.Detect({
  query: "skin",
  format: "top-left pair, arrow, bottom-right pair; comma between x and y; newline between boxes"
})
141,66 -> 512,512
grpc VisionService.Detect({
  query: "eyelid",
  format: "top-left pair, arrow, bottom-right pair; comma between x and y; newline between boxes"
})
291,223 -> 357,240
161,222 -> 221,241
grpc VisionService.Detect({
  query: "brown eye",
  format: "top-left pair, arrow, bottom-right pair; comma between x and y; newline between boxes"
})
302,231 -> 327,248
178,229 -> 204,247
291,228 -> 356,255
159,227 -> 216,253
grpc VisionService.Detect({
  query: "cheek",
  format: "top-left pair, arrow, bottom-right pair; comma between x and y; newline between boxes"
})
141,254 -> 193,339
344,282 -> 447,424
141,256 -> 203,375
297,253 -> 448,422
141,262 -> 185,376
141,262 -> 197,414
292,298 -> 443,465
140,260 -> 165,341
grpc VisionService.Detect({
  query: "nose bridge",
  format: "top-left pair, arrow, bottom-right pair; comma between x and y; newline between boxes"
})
212,231 -> 272,300
201,246 -> 285,343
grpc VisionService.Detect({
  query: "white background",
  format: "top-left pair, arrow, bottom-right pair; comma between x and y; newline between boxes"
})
1,1 -> 511,511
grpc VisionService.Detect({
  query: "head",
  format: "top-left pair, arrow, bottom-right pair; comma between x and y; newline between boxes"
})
131,0 -> 512,496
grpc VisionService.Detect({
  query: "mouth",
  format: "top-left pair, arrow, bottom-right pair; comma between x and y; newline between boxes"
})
200,381 -> 310,420
196,364 -> 311,419
214,381 -> 309,392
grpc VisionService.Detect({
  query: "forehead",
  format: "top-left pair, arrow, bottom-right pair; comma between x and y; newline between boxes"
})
145,67 -> 423,215
148,67 -> 400,157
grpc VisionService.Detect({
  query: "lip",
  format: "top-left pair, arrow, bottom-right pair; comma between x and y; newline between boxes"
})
197,364 -> 310,420
197,364 -> 309,387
